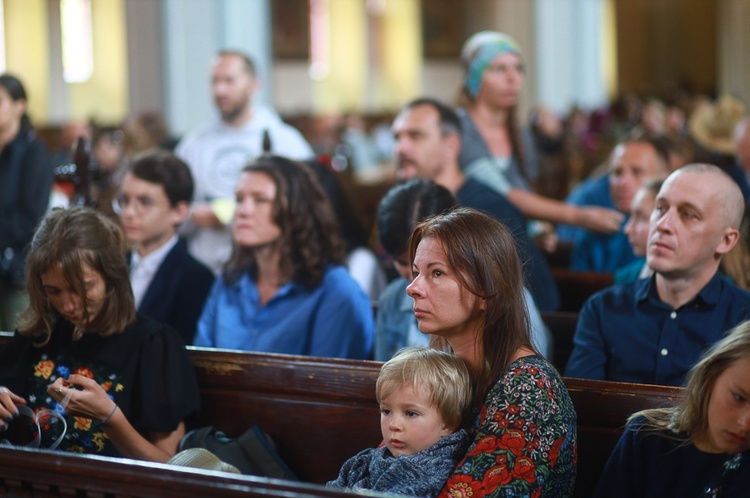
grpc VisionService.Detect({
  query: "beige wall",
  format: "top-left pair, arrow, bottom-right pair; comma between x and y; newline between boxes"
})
4,0 -> 49,125
615,0 -> 717,97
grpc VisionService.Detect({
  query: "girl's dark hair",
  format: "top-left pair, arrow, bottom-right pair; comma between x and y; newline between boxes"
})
408,207 -> 533,404
19,207 -> 136,344
0,73 -> 32,131
225,155 -> 346,288
377,179 -> 457,258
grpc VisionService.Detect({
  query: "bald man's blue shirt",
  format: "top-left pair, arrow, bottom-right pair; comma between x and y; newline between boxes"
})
565,272 -> 750,386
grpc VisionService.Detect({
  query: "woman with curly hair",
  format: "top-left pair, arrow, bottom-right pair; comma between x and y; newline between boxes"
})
193,155 -> 374,359
407,207 -> 576,497
594,320 -> 750,497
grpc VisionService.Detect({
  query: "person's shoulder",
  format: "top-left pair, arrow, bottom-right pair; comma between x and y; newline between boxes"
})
172,242 -> 215,282
379,278 -> 409,304
175,121 -> 222,149
721,278 -> 750,302
128,313 -> 189,348
508,354 -> 561,380
321,266 -> 368,295
587,277 -> 644,307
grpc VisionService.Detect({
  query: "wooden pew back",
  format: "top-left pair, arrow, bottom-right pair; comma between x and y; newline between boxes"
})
552,268 -> 614,312
189,349 -> 684,497
189,348 -> 383,484
541,311 -> 580,372
0,445 -> 384,498
0,333 -> 684,497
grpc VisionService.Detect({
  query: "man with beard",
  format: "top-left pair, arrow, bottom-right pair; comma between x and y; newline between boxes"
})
391,97 -> 559,312
176,51 -> 313,274
566,164 -> 750,386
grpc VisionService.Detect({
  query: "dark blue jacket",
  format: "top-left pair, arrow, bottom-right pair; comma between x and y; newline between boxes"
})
129,239 -> 214,345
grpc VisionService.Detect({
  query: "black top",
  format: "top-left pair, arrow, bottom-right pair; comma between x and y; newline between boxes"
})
0,314 -> 200,456
0,129 -> 54,288
595,416 -> 750,497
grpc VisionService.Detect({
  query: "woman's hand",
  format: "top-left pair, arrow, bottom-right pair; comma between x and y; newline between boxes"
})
47,375 -> 116,422
0,386 -> 26,431
576,206 -> 625,234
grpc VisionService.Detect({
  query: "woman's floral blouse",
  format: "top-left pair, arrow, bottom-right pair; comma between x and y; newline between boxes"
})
439,355 -> 577,498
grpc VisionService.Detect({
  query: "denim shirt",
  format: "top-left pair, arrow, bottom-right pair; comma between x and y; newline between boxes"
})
194,265 -> 374,359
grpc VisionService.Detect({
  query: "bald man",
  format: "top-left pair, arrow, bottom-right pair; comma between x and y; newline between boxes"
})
566,164 -> 750,386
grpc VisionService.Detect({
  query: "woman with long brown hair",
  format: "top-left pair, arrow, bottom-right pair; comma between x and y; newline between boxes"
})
407,207 -> 576,497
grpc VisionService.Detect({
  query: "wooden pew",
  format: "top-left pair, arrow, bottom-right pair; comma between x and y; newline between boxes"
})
541,311 -> 579,372
0,445 -> 387,498
564,378 -> 683,497
188,349 -> 684,497
0,334 -> 684,497
552,268 -> 614,312
188,348 -> 382,484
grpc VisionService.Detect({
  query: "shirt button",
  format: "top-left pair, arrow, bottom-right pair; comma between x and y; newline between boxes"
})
661,348 -> 669,356
670,311 -> 677,319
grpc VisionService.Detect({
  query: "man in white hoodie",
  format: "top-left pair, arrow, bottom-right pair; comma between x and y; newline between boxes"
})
176,50 -> 313,274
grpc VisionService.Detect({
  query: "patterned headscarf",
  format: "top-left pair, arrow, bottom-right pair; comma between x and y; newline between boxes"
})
461,31 -> 524,99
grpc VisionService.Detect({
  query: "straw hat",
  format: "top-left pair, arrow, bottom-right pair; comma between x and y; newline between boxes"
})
167,448 -> 241,474
689,95 -> 746,155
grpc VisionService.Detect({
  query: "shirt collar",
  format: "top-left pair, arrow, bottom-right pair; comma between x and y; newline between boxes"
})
130,235 -> 178,276
638,271 -> 725,308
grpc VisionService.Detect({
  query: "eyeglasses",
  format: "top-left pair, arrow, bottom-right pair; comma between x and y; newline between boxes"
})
113,195 -> 161,215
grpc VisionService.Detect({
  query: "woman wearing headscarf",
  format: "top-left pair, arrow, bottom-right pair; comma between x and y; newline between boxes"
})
457,31 -> 623,236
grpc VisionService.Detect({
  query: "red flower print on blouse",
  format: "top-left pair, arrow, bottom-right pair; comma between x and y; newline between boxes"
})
549,437 -> 565,467
73,367 -> 94,379
442,474 -> 485,498
511,455 -> 537,483
497,429 -> 526,456
468,435 -> 498,456
484,462 -> 512,488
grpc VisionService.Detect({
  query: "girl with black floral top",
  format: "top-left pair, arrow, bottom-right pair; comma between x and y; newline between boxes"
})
0,207 -> 199,462
407,207 -> 576,497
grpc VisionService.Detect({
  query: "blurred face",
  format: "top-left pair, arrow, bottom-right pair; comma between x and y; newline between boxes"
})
93,133 -> 124,171
380,383 -> 452,457
119,173 -> 187,256
647,171 -> 731,278
233,172 -> 282,249
392,105 -> 453,181
0,86 -> 25,134
476,52 -> 524,109
406,237 -> 484,340
212,54 -> 257,124
392,253 -> 412,282
609,142 -> 663,212
696,357 -> 750,454
42,263 -> 107,327
623,187 -> 655,256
